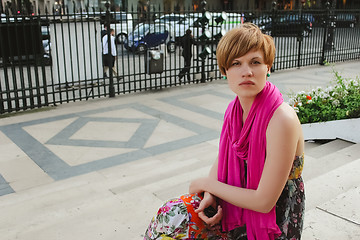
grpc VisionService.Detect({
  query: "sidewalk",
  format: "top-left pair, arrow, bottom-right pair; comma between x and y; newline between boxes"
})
0,61 -> 359,239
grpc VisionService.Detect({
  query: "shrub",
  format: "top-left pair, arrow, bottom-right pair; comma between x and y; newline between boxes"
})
288,68 -> 360,124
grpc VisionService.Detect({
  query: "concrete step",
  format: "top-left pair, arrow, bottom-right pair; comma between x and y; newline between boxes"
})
304,140 -> 323,151
304,157 -> 360,211
97,142 -> 216,194
305,139 -> 354,159
303,143 -> 360,181
303,186 -> 360,239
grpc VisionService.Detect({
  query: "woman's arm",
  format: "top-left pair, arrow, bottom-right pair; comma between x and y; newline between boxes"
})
190,104 -> 301,213
208,157 -> 218,179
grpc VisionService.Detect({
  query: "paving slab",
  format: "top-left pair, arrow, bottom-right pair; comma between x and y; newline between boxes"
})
319,186 -> 360,225
303,207 -> 360,240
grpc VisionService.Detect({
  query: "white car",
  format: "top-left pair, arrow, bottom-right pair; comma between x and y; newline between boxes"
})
78,11 -> 133,44
154,13 -> 189,39
155,12 -> 224,42
109,12 -> 133,44
211,12 -> 244,31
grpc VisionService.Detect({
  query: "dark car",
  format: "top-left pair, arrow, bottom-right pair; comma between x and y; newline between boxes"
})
1,15 -> 51,65
252,14 -> 272,26
124,23 -> 176,54
257,15 -> 313,37
335,13 -> 356,28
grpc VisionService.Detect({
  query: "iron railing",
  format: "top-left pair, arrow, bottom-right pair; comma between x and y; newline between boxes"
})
1,4 -> 359,114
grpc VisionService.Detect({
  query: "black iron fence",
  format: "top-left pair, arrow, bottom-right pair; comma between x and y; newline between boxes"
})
1,4 -> 359,114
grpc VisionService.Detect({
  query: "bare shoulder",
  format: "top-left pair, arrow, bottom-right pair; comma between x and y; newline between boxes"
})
267,103 -> 304,156
272,102 -> 300,125
268,102 -> 301,135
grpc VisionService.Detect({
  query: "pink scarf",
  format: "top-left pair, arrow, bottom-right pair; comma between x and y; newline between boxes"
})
218,81 -> 283,240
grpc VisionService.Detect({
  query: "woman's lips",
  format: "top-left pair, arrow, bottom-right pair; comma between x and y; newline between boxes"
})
239,81 -> 254,85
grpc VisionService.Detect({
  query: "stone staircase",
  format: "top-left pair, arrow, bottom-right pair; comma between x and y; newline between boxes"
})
117,139 -> 360,239
302,139 -> 360,239
120,138 -> 360,239
1,139 -> 359,240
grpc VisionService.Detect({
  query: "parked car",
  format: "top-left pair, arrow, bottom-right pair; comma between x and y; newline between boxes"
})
76,11 -> 133,44
335,13 -> 356,28
210,12 -> 244,31
302,13 -> 315,24
1,15 -> 51,64
109,12 -> 133,43
155,13 -> 192,40
256,15 -> 313,37
155,12 -> 225,43
251,14 -> 272,26
41,25 -> 51,64
124,23 -> 176,54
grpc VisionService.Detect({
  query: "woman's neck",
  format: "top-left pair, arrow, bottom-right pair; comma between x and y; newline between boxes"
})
238,96 -> 255,123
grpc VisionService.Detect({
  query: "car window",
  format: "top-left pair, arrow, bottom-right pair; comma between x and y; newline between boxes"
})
115,13 -> 128,21
159,15 -> 185,23
170,16 -> 180,21
153,25 -> 167,34
134,24 -> 149,35
178,18 -> 189,24
337,14 -> 354,20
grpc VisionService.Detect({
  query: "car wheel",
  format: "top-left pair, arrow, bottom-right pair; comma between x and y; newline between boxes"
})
116,33 -> 127,44
136,44 -> 147,54
167,42 -> 176,53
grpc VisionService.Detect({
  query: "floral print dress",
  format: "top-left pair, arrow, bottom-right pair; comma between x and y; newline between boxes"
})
144,154 -> 305,240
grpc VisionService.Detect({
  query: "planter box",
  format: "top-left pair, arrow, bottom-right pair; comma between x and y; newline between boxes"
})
302,118 -> 360,143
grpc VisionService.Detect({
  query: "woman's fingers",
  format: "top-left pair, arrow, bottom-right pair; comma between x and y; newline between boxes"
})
198,205 -> 223,226
194,192 -> 215,213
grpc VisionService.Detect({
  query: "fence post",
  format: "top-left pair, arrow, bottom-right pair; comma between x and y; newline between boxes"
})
271,1 -> 277,71
105,2 -> 115,97
200,0 -> 207,83
321,2 -> 329,65
321,0 -> 335,64
271,1 -> 277,37
297,2 -> 304,68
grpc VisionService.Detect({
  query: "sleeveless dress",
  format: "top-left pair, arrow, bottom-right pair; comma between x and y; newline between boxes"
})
143,154 -> 305,240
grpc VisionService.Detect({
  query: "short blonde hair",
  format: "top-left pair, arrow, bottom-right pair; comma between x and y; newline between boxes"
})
216,22 -> 276,75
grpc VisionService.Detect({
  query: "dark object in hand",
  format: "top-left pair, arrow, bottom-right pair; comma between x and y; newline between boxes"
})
204,206 -> 217,218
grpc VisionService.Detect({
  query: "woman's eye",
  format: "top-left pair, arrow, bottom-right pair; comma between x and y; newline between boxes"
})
232,62 -> 239,66
252,61 -> 260,64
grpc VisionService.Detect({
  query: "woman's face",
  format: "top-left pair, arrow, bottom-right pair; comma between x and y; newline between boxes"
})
225,49 -> 270,101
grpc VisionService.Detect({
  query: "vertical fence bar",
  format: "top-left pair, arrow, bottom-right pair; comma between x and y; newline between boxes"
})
39,14 -> 49,108
297,8 -> 303,68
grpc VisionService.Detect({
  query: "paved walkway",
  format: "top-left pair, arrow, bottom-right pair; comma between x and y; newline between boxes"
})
0,60 -> 359,239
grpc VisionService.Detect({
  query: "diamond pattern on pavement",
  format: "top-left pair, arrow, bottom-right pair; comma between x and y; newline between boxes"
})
0,90 -> 234,195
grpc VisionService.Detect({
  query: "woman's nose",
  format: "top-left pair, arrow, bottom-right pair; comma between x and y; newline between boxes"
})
241,64 -> 253,77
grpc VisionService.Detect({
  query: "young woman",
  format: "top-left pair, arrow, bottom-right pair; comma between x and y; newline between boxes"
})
144,23 -> 305,240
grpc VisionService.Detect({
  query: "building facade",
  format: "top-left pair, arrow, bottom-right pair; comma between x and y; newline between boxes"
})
1,0 -> 359,15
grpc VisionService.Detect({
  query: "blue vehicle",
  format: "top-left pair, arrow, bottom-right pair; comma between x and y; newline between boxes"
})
124,23 -> 176,54
335,13 -> 356,28
256,14 -> 313,37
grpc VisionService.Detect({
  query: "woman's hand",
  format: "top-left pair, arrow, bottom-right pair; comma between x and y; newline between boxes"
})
195,192 -> 223,226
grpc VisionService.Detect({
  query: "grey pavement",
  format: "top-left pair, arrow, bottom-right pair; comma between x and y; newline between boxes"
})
0,60 -> 359,239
